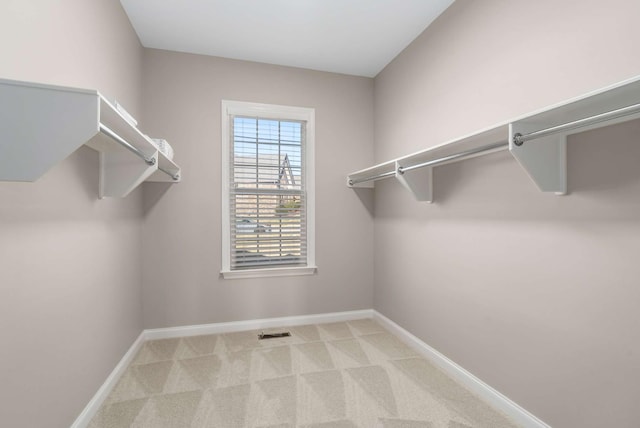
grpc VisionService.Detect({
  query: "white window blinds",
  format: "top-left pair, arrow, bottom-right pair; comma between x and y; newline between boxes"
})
229,116 -> 307,270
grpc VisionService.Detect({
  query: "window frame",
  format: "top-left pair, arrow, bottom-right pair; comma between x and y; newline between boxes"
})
221,100 -> 316,279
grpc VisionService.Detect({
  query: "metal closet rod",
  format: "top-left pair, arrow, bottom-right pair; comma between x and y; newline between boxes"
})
513,101 -> 640,146
349,141 -> 508,186
349,170 -> 396,186
350,100 -> 640,186
98,124 -> 180,181
397,141 -> 508,174
99,124 -> 156,165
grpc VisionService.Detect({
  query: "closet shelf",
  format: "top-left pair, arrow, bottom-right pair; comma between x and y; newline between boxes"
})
348,75 -> 640,202
0,78 -> 181,198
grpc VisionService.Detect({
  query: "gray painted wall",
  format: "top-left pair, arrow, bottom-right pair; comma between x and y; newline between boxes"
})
140,49 -> 375,328
373,1 -> 640,427
3,1 -> 640,426
0,1 -> 144,427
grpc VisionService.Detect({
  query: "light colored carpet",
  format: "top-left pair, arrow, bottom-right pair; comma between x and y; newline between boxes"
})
88,319 -> 518,428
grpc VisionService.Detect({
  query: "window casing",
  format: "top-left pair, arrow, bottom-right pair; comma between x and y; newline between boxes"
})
221,101 -> 316,279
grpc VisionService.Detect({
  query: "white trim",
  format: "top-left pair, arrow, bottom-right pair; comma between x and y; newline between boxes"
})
221,265 -> 317,279
72,310 -> 371,425
145,309 -> 374,340
70,331 -> 146,428
221,101 -> 231,273
372,311 -> 552,428
72,309 -> 549,428
304,107 -> 316,269
220,100 -> 316,278
223,100 -> 314,121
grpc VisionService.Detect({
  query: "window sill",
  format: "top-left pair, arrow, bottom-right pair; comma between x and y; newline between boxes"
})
221,266 -> 317,280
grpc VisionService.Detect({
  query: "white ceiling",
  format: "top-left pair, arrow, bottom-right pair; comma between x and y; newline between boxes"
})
120,0 -> 454,77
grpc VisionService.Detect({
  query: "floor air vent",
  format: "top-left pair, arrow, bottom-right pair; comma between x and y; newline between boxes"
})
259,332 -> 291,340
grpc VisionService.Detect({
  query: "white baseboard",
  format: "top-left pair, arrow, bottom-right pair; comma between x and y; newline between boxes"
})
144,309 -> 374,340
71,310 -> 372,426
372,311 -> 551,428
70,331 -> 146,428
72,309 -> 549,428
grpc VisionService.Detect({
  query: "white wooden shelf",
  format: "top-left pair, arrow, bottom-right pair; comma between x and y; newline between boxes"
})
0,78 -> 181,198
348,75 -> 640,201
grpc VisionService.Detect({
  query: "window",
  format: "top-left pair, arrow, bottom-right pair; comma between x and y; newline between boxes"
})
221,101 -> 316,279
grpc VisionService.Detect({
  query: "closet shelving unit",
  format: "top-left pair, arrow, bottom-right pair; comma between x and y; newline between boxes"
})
348,75 -> 640,202
0,78 -> 181,198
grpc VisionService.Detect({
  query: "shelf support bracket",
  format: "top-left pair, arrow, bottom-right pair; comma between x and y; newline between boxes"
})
395,160 -> 433,202
99,151 -> 158,199
509,122 -> 567,195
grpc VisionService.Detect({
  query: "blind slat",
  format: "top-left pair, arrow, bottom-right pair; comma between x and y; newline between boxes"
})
230,115 -> 308,270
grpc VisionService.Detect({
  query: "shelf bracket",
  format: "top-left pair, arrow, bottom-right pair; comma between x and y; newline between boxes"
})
509,122 -> 567,195
395,160 -> 433,202
99,151 -> 158,199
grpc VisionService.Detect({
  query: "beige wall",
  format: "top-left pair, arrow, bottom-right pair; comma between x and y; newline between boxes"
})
3,1 -> 638,426
0,1 -> 144,427
373,1 -> 640,427
140,50 -> 375,328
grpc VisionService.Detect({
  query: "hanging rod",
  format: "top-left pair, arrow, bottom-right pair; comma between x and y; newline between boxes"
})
348,170 -> 396,186
397,141 -> 508,175
348,141 -> 508,186
99,124 -> 181,181
99,124 -> 156,166
513,101 -> 640,146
